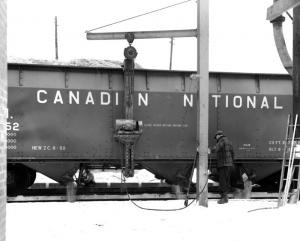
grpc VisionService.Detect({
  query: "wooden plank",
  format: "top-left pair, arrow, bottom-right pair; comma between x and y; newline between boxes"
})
267,0 -> 300,21
87,29 -> 197,40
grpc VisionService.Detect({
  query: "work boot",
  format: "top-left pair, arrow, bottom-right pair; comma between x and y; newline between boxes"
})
217,195 -> 228,204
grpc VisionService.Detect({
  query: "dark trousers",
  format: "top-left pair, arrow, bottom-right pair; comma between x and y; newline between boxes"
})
218,166 -> 233,197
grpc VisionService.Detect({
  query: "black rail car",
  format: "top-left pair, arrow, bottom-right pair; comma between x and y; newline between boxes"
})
7,62 -> 292,193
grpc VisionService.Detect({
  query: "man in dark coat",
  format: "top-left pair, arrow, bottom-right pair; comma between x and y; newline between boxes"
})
213,130 -> 235,204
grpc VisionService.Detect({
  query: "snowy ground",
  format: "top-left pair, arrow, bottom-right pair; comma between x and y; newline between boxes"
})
7,170 -> 295,241
6,199 -> 300,241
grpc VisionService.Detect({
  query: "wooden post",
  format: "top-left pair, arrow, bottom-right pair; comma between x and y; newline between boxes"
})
55,16 -> 58,60
0,0 -> 7,240
169,37 -> 174,70
196,0 -> 209,207
293,6 -> 300,114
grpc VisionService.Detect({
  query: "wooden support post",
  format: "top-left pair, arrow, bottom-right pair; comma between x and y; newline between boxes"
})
55,16 -> 58,60
196,0 -> 209,207
169,37 -> 174,70
293,6 -> 300,121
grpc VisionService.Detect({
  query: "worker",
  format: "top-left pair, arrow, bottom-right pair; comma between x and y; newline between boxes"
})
81,169 -> 96,186
212,130 -> 235,204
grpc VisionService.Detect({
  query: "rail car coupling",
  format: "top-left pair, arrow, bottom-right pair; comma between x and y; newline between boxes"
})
114,34 -> 142,178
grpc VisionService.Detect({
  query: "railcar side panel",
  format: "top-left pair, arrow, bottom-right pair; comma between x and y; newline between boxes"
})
7,66 -> 292,162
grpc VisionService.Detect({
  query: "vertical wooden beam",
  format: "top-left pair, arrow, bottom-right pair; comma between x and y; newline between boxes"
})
197,0 -> 209,207
0,0 -> 7,240
293,6 -> 300,117
55,16 -> 58,60
169,37 -> 174,70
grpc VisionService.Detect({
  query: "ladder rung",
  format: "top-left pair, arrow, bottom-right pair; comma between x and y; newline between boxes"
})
284,164 -> 300,167
288,124 -> 300,127
283,178 -> 299,181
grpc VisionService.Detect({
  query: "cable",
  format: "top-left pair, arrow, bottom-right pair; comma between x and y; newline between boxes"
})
286,11 -> 293,21
85,0 -> 193,32
247,206 -> 278,213
122,173 -> 207,212
121,152 -> 208,211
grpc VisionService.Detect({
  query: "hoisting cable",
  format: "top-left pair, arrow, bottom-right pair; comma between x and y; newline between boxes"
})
85,0 -> 193,32
286,11 -> 293,21
121,151 -> 208,211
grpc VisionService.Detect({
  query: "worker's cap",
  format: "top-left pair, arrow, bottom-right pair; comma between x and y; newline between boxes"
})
214,130 -> 224,139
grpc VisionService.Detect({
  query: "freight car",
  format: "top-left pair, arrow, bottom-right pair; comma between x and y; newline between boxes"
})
6,61 -> 292,194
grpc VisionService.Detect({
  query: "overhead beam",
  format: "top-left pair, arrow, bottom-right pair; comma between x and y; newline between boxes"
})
267,0 -> 300,21
86,29 -> 197,40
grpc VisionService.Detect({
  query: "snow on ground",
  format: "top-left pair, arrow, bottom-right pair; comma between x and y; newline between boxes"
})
6,199 -> 300,241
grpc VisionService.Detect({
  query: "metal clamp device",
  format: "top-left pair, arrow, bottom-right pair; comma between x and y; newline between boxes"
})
114,33 -> 142,177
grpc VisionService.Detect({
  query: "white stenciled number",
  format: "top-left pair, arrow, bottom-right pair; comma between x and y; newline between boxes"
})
13,122 -> 19,131
7,122 -> 20,131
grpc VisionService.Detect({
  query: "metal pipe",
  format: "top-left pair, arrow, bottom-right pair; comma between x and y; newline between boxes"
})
272,16 -> 293,76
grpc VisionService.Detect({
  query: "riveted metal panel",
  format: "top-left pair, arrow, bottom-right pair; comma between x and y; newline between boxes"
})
218,74 -> 260,94
215,94 -> 292,159
20,70 -> 65,88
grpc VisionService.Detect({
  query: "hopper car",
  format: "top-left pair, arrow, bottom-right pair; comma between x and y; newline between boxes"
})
6,62 -> 292,194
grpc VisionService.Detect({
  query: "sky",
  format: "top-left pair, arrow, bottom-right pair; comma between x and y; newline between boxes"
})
7,0 -> 293,73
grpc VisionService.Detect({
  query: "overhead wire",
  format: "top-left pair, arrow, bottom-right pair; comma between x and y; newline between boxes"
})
286,11 -> 293,21
85,0 -> 193,33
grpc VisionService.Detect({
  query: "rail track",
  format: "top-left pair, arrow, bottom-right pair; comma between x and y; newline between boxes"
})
7,182 -> 279,202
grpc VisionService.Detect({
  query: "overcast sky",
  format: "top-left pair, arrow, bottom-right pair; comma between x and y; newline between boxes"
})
7,0 -> 293,73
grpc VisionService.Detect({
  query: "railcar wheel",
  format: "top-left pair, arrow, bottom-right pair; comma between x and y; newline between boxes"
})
7,164 -> 36,194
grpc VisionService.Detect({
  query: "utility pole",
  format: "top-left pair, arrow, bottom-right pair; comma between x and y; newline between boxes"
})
55,16 -> 58,60
196,0 -> 209,207
169,37 -> 174,70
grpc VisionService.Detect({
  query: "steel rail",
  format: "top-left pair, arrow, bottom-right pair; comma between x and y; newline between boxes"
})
7,192 -> 279,203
